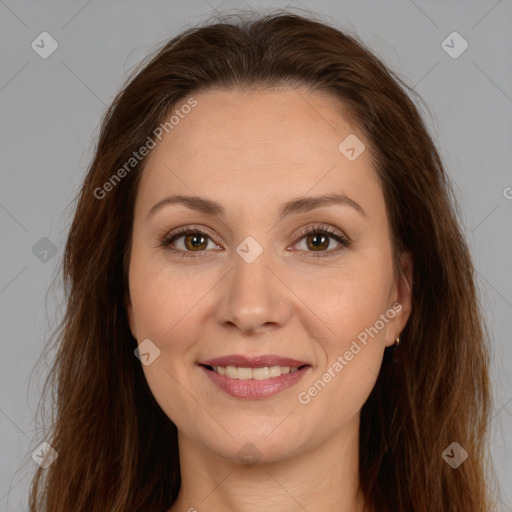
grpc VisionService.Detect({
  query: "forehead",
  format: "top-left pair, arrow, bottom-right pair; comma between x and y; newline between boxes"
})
136,87 -> 382,216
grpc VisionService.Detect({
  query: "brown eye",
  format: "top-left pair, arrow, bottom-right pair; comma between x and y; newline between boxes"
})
294,225 -> 350,258
305,233 -> 330,251
161,224 -> 350,259
161,227 -> 218,258
182,233 -> 208,251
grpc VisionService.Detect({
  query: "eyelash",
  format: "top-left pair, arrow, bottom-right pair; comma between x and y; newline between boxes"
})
160,224 -> 350,259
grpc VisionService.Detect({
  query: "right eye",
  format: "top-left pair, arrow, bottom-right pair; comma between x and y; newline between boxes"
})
161,226 -> 221,258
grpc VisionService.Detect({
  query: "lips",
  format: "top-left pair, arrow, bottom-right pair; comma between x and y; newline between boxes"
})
197,354 -> 312,399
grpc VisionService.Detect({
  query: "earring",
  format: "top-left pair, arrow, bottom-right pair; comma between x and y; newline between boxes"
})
394,335 -> 400,347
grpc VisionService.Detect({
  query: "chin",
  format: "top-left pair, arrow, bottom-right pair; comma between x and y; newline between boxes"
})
198,422 -> 309,465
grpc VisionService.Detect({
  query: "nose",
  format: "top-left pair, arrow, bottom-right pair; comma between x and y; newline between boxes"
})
214,246 -> 292,335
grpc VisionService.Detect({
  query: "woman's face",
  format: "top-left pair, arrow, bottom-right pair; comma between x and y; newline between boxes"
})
126,86 -> 412,463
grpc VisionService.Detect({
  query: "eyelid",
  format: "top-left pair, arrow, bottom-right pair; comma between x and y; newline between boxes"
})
294,223 -> 350,243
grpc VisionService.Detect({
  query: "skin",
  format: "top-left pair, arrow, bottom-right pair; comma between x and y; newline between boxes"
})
126,86 -> 413,512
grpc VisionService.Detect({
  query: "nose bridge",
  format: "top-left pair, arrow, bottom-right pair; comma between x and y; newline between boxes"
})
215,236 -> 290,334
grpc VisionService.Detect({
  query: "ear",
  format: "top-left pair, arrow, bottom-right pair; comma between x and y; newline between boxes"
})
385,250 -> 413,347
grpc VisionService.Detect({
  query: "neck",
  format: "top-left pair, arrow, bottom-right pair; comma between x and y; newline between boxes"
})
168,414 -> 369,512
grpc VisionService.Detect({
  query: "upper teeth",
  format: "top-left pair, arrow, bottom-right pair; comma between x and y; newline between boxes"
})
212,365 -> 299,380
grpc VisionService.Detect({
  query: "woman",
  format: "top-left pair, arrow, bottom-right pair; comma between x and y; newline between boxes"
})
29,9 -> 497,512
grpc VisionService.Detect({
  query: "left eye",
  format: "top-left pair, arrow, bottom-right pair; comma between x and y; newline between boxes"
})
161,225 -> 350,258
294,227 -> 349,255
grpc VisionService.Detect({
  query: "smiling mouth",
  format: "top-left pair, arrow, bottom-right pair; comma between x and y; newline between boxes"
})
200,364 -> 310,380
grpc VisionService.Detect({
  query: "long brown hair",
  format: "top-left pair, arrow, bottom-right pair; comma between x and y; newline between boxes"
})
29,8 -> 497,511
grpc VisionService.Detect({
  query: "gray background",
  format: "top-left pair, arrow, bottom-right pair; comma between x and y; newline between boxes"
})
1,0 -> 511,510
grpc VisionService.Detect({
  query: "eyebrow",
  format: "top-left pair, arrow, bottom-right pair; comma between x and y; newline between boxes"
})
146,192 -> 367,220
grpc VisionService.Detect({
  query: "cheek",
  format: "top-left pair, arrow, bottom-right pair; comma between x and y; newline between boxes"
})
128,250 -> 206,344
128,256 -> 208,428
296,255 -> 394,344
305,253 -> 395,400
294,262 -> 393,429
